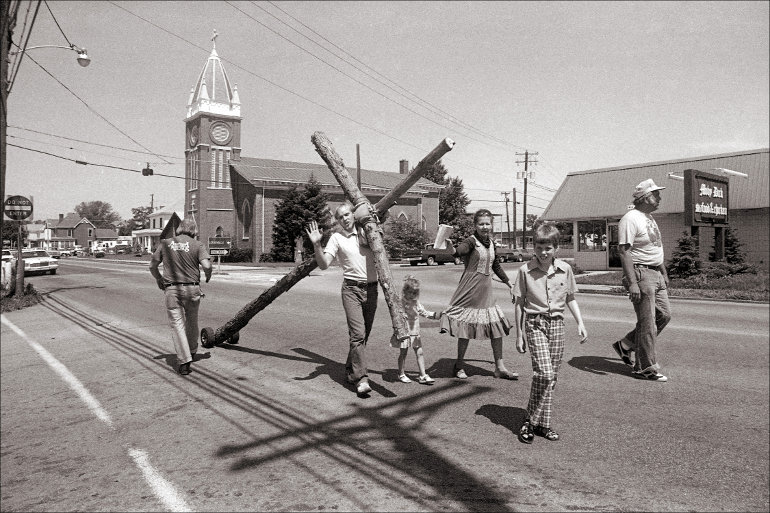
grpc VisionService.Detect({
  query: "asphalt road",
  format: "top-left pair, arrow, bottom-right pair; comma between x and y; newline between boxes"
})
1,259 -> 768,512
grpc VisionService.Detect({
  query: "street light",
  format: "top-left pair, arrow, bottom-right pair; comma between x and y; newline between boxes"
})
10,43 -> 91,67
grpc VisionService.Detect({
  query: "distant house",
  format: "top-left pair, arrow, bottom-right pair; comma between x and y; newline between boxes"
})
131,204 -> 183,253
50,213 -> 94,250
92,228 -> 119,251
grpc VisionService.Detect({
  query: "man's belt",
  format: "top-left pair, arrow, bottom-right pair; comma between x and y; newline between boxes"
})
343,278 -> 377,287
633,264 -> 659,270
167,282 -> 199,286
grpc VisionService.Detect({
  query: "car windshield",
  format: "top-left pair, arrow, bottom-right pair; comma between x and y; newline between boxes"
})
23,250 -> 49,258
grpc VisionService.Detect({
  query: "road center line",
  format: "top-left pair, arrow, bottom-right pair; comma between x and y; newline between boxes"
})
2,316 -> 193,512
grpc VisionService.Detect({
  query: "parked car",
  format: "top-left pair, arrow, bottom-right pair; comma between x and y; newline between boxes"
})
2,249 -> 16,264
73,245 -> 85,256
403,244 -> 462,266
495,247 -> 534,262
20,249 -> 58,275
93,248 -> 106,258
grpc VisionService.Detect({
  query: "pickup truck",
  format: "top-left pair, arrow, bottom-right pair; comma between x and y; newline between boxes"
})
404,244 -> 462,266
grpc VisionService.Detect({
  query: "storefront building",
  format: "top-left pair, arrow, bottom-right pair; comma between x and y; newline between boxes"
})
540,149 -> 769,271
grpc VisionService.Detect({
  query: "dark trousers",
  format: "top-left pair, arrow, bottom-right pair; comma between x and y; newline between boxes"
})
341,282 -> 378,383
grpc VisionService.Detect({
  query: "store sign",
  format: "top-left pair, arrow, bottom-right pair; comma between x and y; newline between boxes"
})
683,169 -> 729,226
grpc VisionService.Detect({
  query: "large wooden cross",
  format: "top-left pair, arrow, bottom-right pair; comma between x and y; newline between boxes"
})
200,133 -> 454,347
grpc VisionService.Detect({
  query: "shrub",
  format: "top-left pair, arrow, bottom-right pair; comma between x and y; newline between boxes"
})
223,247 -> 253,263
667,232 -> 701,278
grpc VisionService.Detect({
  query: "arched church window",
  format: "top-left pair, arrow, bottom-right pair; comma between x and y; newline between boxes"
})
242,199 -> 251,240
398,212 -> 407,220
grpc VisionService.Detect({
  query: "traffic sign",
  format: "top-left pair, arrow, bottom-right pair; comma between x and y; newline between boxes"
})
209,248 -> 230,256
4,195 -> 33,221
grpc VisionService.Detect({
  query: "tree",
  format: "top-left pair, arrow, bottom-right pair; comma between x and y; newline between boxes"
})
268,176 -> 332,262
74,201 -> 121,228
667,231 -> 701,278
423,159 -> 449,186
382,217 -> 427,259
127,205 -> 153,232
2,220 -> 27,247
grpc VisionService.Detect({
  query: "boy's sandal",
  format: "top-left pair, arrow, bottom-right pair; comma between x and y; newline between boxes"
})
518,421 -> 534,444
534,425 -> 560,441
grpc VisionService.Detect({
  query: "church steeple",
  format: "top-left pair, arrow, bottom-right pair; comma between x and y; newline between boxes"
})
186,29 -> 240,119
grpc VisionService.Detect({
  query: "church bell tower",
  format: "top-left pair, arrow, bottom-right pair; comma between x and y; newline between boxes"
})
184,30 -> 241,242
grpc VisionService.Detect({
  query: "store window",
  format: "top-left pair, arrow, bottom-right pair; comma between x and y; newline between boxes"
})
578,220 -> 606,252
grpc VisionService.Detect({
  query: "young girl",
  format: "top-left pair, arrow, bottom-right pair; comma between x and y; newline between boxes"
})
513,221 -> 587,443
440,209 -> 518,379
391,275 -> 439,385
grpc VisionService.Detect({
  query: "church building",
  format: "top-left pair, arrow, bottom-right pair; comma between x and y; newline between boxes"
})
183,38 -> 442,261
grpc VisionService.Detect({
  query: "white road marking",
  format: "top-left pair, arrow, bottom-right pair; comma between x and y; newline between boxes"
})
1,316 -> 193,512
2,316 -> 114,428
128,448 -> 192,512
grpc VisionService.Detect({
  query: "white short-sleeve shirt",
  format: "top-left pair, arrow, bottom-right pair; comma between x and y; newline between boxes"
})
324,229 -> 376,282
619,208 -> 664,266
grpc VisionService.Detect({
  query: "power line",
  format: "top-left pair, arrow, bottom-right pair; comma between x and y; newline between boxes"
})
258,0 -> 526,152
20,52 -> 173,164
107,2 -> 553,183
8,125 -> 184,161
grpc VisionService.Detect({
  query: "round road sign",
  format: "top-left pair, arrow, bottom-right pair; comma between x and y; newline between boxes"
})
4,195 -> 33,221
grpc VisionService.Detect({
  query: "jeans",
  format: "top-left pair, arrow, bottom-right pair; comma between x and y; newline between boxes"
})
164,284 -> 202,365
341,282 -> 378,383
622,267 -> 671,372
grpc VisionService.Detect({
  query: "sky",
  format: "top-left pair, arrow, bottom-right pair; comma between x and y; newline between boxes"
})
5,0 -> 769,228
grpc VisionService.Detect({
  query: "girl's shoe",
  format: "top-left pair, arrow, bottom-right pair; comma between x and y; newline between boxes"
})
518,421 -> 534,444
453,364 -> 468,379
533,425 -> 560,441
418,374 -> 435,385
398,374 -> 412,383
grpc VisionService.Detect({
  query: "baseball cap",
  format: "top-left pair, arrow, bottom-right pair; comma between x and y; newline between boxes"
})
633,179 -> 665,199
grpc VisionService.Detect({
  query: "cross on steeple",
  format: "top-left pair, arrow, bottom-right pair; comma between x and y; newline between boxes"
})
211,29 -> 218,49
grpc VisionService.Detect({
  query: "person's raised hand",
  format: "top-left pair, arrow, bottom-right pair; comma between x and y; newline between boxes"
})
305,220 -> 323,245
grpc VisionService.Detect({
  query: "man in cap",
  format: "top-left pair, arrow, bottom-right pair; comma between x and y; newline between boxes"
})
612,179 -> 671,382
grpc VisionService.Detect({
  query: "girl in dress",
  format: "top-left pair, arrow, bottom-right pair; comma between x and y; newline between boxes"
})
440,209 -> 518,379
391,275 -> 439,385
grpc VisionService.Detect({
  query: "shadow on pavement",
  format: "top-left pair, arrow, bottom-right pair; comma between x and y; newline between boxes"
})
567,354 -> 635,377
475,404 -> 529,434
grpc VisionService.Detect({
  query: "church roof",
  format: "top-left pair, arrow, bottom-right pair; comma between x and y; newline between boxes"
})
230,157 -> 443,196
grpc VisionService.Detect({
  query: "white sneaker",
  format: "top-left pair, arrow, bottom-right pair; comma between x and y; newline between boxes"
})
418,374 -> 435,385
633,370 -> 668,382
398,374 -> 412,383
356,380 -> 372,395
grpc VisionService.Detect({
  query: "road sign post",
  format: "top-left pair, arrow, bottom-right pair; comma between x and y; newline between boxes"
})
4,195 -> 33,296
208,237 -> 231,274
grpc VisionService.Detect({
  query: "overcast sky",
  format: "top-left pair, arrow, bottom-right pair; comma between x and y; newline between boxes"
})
5,0 -> 769,226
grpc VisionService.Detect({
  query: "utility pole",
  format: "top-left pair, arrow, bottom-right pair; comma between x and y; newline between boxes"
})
516,150 -> 538,249
150,194 -> 154,211
512,187 -> 517,249
501,191 -> 511,248
356,143 -> 361,190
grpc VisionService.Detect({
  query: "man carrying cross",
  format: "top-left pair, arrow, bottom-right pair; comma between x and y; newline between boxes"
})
307,202 -> 377,397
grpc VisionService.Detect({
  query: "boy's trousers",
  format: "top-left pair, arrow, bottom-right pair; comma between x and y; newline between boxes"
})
525,314 -> 565,429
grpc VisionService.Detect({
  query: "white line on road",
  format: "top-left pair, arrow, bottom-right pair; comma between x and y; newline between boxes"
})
1,316 -> 192,512
2,316 -> 114,428
128,449 -> 192,512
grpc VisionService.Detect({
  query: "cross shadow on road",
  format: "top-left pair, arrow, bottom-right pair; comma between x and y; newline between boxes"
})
291,347 -> 397,398
475,404 -> 529,434
567,355 -> 635,377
